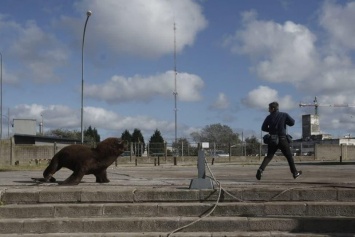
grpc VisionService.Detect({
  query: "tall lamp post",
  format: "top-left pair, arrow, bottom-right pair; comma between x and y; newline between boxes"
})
0,52 -> 2,140
81,11 -> 92,144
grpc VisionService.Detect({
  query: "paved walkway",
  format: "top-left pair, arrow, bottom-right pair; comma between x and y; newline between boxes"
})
0,161 -> 354,189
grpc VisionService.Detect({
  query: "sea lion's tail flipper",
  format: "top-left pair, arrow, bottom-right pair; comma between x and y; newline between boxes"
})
31,177 -> 56,183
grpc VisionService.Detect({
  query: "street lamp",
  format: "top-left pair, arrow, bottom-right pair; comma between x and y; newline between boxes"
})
81,10 -> 92,144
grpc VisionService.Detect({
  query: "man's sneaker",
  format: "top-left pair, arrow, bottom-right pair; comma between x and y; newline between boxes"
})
256,169 -> 263,180
293,170 -> 302,179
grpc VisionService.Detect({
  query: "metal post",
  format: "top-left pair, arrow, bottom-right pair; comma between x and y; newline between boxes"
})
173,23 -> 178,158
189,143 -> 214,190
7,108 -> 9,138
81,11 -> 92,144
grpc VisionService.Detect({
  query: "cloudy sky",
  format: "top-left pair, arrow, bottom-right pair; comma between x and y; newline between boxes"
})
1,0 -> 355,142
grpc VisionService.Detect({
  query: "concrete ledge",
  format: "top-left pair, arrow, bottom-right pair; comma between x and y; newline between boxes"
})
134,189 -> 200,202
39,187 -> 82,203
291,188 -> 338,201
1,188 -> 42,204
2,202 -> 355,219
80,187 -> 135,203
338,189 -> 355,201
2,187 -> 353,204
1,216 -> 355,234
0,232 -> 350,237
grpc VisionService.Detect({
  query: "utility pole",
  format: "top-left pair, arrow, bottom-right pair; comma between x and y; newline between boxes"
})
0,52 -> 2,139
173,22 -> 178,149
81,10 -> 92,144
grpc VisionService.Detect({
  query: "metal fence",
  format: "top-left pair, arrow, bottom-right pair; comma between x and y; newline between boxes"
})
132,142 -> 264,157
132,141 -> 316,157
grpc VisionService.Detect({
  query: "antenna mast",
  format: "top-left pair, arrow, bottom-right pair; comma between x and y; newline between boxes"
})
173,22 -> 178,145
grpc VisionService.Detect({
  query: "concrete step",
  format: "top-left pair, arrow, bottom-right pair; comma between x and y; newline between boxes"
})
0,232 -> 353,237
1,202 -> 355,219
1,186 -> 354,235
0,216 -> 355,234
1,186 -> 355,204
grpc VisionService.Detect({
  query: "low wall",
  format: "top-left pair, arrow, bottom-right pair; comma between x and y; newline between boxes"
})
0,138 -> 67,165
0,139 -> 12,165
315,144 -> 355,161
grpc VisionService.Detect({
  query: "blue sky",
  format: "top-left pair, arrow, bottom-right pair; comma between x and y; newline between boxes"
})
1,0 -> 355,142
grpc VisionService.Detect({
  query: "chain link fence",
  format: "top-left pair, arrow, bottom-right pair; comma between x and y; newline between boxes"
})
130,141 -> 316,157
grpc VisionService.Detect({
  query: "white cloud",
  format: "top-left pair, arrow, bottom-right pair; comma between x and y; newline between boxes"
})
73,0 -> 208,58
242,86 -> 295,110
209,93 -> 229,110
12,104 -> 78,129
83,106 -> 176,138
225,12 -> 318,83
0,65 -> 19,85
9,104 -> 179,140
230,4 -> 355,115
1,17 -> 69,83
319,1 -> 355,50
1,0 -> 208,85
85,71 -> 204,103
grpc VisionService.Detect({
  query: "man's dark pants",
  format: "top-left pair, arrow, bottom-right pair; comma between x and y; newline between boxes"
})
259,136 -> 297,174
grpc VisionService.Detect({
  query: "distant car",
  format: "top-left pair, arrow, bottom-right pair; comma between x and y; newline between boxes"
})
215,150 -> 229,157
120,151 -> 131,157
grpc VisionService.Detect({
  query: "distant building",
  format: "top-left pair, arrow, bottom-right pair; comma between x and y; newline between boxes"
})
12,118 -> 80,145
13,134 -> 80,145
290,114 -> 355,155
13,119 -> 37,136
302,114 -> 320,139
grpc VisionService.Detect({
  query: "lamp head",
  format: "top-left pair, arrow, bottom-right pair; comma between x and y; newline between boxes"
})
87,11 -> 92,17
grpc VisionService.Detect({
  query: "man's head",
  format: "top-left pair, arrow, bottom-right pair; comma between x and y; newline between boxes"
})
269,101 -> 279,112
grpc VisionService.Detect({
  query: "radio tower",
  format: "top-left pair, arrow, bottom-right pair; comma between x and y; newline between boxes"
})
173,22 -> 178,146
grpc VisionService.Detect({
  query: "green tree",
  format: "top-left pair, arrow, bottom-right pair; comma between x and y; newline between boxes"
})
45,128 -> 79,140
148,129 -> 165,155
132,128 -> 145,157
84,126 -> 100,143
245,135 -> 260,155
172,137 -> 197,156
121,129 -> 132,142
190,123 -> 241,145
46,126 -> 101,143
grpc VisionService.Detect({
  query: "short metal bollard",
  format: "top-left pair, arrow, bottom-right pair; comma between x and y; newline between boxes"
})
189,143 -> 214,190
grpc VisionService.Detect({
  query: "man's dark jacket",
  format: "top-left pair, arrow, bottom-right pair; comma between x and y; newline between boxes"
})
261,111 -> 294,136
